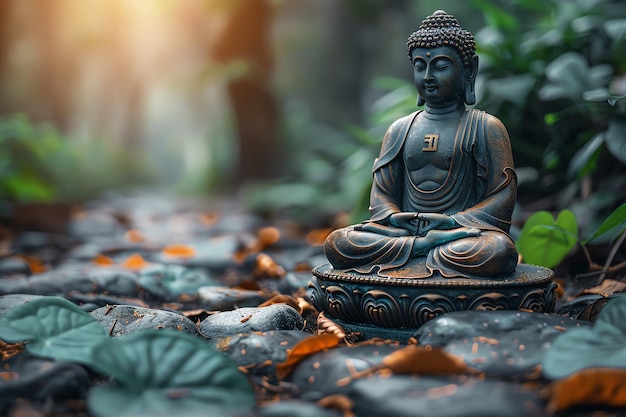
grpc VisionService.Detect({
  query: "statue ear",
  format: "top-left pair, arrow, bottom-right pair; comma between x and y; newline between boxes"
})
417,95 -> 425,106
464,55 -> 479,105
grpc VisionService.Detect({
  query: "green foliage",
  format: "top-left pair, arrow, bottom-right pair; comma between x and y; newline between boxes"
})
0,296 -> 108,363
138,264 -> 219,300
88,331 -> 255,417
516,210 -> 578,268
474,0 -> 626,234
0,296 -> 256,417
516,203 -> 626,268
0,115 -> 75,202
543,295 -> 626,379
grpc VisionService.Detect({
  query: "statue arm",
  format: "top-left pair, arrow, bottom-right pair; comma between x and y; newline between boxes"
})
453,115 -> 517,233
367,118 -> 410,224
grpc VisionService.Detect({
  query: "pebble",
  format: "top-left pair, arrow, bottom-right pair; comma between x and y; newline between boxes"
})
0,294 -> 43,317
90,305 -> 198,336
197,286 -> 266,311
0,267 -> 139,297
199,304 -> 304,338
216,329 -> 311,383
413,310 -> 591,379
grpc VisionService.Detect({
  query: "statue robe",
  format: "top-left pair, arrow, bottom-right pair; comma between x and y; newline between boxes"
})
325,109 -> 518,278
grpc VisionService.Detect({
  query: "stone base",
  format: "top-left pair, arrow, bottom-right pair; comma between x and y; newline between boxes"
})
308,263 -> 556,342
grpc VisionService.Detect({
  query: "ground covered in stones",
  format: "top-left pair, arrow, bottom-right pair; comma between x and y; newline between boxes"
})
1,191 -> 625,417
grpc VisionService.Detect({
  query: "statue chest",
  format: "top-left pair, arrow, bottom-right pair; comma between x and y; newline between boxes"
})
403,119 -> 457,174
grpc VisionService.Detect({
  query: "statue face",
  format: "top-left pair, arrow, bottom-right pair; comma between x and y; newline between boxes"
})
411,46 -> 466,108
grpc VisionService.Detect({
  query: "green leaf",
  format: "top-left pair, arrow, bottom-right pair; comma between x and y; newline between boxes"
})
0,296 -> 108,363
88,331 -> 255,417
606,117 -> 626,164
567,133 -> 605,179
584,203 -> 626,244
137,264 -> 219,300
543,296 -> 626,380
515,210 -> 578,268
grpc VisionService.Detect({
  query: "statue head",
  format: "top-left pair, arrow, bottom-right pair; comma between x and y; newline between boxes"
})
407,10 -> 478,106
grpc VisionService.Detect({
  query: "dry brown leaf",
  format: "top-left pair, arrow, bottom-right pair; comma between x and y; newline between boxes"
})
583,279 -> 626,297
546,368 -> 626,412
0,340 -> 23,360
258,227 -> 281,247
162,244 -> 196,259
382,345 -> 478,375
318,394 -> 355,417
121,253 -> 150,270
15,254 -> 46,274
255,253 -> 286,278
125,229 -> 144,243
258,294 -> 301,313
275,333 -> 339,379
92,254 -> 114,266
317,311 -> 347,340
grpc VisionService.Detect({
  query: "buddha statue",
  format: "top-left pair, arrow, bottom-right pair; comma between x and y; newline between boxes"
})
324,10 -> 518,279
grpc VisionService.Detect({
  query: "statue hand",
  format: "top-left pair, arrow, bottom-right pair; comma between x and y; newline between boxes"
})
388,212 -> 419,232
417,213 -> 459,234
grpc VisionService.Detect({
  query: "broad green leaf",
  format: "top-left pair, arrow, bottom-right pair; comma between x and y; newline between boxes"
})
606,117 -> 626,164
567,133 -> 604,179
516,210 -> 578,268
584,203 -> 626,244
543,296 -> 626,380
0,296 -> 108,363
137,264 -> 218,300
88,331 -> 255,417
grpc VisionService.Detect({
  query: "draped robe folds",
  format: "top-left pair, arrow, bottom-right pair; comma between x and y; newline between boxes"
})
324,109 -> 519,278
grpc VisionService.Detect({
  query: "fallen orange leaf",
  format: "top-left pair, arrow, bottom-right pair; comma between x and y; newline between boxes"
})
0,340 -> 23,360
275,333 -> 339,379
317,311 -> 347,341
125,229 -> 144,243
121,253 -> 150,270
382,345 -> 478,375
15,254 -> 46,274
162,244 -> 196,259
255,253 -> 285,278
258,294 -> 301,313
257,227 -> 280,248
547,368 -> 626,412
92,254 -> 114,266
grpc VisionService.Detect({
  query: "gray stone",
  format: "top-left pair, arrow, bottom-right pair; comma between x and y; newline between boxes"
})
90,305 -> 198,336
346,374 -> 547,417
199,304 -> 304,338
197,286 -> 265,311
0,294 -> 43,317
0,267 -> 139,297
413,310 -> 591,379
216,329 -> 311,382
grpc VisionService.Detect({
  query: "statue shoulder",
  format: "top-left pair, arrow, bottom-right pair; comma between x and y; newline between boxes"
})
480,111 -> 510,140
373,111 -> 420,172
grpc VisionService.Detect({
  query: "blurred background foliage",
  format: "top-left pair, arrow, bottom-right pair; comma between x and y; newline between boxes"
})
0,0 -> 624,237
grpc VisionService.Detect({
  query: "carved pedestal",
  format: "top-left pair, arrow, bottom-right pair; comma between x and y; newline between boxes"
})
308,263 -> 556,342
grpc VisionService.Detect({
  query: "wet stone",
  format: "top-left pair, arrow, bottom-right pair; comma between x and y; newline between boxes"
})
346,374 -> 547,417
215,329 -> 311,383
0,257 -> 31,276
557,292 -> 626,321
197,286 -> 266,311
258,400 -> 343,417
90,305 -> 198,336
0,294 -> 43,317
289,343 -> 403,400
0,267 -> 139,297
150,236 -> 242,273
66,211 -> 122,239
199,304 -> 304,338
413,310 -> 591,379
0,352 -> 91,410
